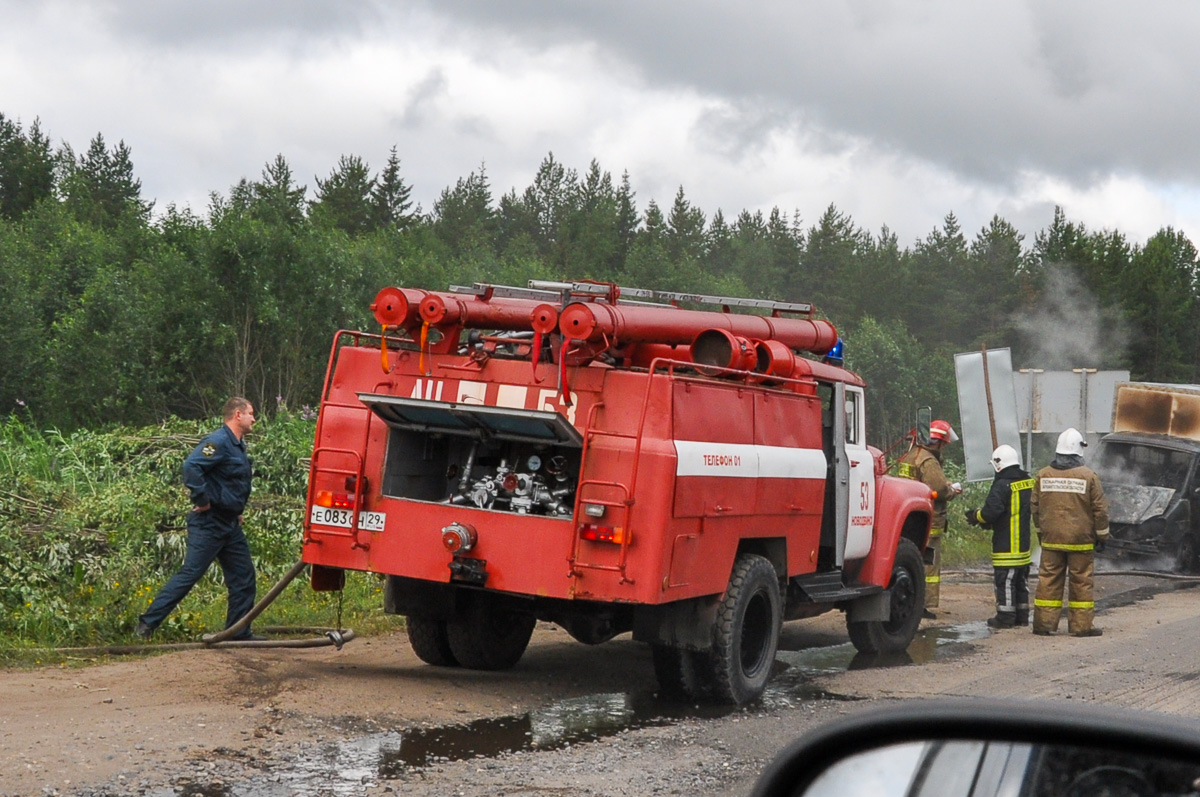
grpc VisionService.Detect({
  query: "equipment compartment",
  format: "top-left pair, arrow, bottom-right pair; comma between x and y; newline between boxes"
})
363,393 -> 583,517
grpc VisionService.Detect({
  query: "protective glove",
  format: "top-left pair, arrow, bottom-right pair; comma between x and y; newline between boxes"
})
964,508 -> 980,527
1095,537 -> 1107,553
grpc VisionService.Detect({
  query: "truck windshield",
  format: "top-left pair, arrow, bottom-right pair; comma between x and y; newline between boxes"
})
1092,442 -> 1194,492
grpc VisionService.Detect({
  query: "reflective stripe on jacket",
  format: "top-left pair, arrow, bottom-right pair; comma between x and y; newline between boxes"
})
978,464 -> 1033,567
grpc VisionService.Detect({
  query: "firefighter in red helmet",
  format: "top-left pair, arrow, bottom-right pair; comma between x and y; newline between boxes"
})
897,419 -> 962,618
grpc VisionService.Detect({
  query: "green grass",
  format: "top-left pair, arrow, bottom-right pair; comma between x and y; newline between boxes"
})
0,409 -> 400,665
937,461 -> 999,569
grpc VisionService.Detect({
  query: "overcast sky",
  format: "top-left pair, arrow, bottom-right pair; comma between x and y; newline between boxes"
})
3,1 -> 1199,249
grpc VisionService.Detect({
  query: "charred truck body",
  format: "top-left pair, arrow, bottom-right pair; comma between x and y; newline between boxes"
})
1093,382 -> 1200,572
302,281 -> 933,704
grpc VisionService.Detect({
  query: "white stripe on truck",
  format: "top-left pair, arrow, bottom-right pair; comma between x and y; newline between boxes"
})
674,440 -> 827,479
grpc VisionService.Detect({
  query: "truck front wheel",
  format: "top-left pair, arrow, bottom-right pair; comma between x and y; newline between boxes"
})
446,595 -> 536,670
708,554 -> 782,705
847,537 -> 925,654
406,616 -> 459,667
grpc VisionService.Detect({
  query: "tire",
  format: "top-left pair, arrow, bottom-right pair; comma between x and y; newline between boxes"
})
405,616 -> 458,666
708,554 -> 782,705
446,595 -> 536,670
847,538 -> 925,655
651,644 -> 710,700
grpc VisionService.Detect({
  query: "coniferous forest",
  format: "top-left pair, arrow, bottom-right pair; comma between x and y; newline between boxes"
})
3,113 -> 1198,450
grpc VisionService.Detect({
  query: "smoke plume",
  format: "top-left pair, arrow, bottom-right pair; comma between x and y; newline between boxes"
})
1015,265 -> 1129,370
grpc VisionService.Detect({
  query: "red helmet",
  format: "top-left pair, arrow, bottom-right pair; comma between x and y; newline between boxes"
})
929,419 -> 957,443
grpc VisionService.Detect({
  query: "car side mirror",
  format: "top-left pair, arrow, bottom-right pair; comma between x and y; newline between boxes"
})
751,699 -> 1200,797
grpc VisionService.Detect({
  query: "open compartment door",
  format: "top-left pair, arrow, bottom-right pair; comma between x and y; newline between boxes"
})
358,393 -> 583,447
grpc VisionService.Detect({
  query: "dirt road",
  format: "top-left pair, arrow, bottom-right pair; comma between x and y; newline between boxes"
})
4,571 -> 1198,796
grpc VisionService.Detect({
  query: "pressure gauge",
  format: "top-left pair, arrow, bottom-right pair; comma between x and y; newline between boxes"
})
526,454 -> 542,472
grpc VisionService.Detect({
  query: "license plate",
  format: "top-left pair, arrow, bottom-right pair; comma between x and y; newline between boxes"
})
309,505 -> 386,532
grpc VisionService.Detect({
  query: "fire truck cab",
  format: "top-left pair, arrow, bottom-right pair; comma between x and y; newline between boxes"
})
303,281 -> 933,704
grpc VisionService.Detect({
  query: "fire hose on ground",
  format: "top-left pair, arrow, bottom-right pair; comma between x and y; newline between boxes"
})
945,567 -> 1200,582
30,560 -> 356,657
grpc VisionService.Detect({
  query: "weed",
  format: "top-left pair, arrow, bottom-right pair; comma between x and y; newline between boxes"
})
0,410 -> 397,659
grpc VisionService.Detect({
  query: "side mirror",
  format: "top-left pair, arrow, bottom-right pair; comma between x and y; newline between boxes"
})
916,407 -> 932,447
751,699 -> 1200,797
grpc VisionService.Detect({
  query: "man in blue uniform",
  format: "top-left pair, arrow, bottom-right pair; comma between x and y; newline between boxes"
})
136,397 -> 260,640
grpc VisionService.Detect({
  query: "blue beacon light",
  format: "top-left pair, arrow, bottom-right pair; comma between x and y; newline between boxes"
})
823,338 -> 845,366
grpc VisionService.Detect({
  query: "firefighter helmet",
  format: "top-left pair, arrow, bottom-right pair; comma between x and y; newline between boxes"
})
991,444 -> 1020,472
929,420 -> 958,444
1055,427 -> 1087,456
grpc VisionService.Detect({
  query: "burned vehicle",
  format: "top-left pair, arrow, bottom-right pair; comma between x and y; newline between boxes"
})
1091,382 -> 1200,573
1091,433 -> 1200,572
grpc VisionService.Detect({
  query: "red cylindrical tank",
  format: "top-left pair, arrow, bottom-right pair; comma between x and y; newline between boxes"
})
690,329 -> 758,373
371,287 -> 428,329
755,340 -> 864,389
754,339 -> 798,380
623,342 -> 691,369
531,304 -> 560,335
557,301 -> 838,354
418,293 -> 548,331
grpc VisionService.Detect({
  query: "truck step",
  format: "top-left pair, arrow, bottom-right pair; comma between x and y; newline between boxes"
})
791,572 -> 882,604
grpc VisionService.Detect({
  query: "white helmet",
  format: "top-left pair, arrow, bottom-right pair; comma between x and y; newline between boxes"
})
1055,428 -> 1088,456
991,444 -> 1020,472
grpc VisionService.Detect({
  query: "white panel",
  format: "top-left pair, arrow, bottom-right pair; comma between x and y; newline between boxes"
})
674,441 -> 826,479
755,446 -> 829,479
954,348 -> 1022,482
455,380 -> 487,405
495,384 -> 527,409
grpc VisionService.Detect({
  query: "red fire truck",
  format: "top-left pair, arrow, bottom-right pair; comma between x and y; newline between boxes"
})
302,281 -> 933,704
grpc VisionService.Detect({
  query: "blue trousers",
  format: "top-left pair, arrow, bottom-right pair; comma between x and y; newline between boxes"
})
140,511 -> 257,638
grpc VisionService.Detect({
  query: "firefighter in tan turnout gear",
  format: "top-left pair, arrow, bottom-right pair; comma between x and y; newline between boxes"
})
1032,428 -> 1110,637
897,419 -> 962,618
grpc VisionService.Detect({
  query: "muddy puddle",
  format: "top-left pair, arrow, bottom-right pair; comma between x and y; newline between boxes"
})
142,621 -> 990,795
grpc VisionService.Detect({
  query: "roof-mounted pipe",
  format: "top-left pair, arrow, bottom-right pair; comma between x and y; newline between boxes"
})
557,301 -> 838,354
371,287 -> 429,330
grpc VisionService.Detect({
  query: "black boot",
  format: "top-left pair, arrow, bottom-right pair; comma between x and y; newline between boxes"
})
987,612 -> 1016,629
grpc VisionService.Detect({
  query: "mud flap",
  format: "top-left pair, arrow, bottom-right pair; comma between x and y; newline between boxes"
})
632,594 -> 721,650
384,575 -> 459,619
846,591 -> 891,624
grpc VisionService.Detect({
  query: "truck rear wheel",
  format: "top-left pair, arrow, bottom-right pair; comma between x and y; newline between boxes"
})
847,538 -> 924,654
446,595 -> 536,670
406,616 -> 458,667
708,554 -> 782,705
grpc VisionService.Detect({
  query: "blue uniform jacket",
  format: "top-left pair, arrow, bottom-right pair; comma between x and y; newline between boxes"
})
183,424 -> 253,518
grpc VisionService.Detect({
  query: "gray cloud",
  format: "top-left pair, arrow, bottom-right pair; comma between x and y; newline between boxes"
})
2,0 -> 1197,246
422,0 -> 1200,189
96,0 -> 383,50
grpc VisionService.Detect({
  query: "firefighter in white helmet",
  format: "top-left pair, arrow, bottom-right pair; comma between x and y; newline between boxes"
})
897,419 -> 962,618
1031,428 -> 1110,637
964,444 -> 1033,628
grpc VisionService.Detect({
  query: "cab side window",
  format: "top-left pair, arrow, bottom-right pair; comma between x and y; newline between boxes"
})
845,390 -> 862,446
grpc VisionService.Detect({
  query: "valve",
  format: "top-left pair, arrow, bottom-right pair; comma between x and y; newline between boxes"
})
441,521 -> 478,554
